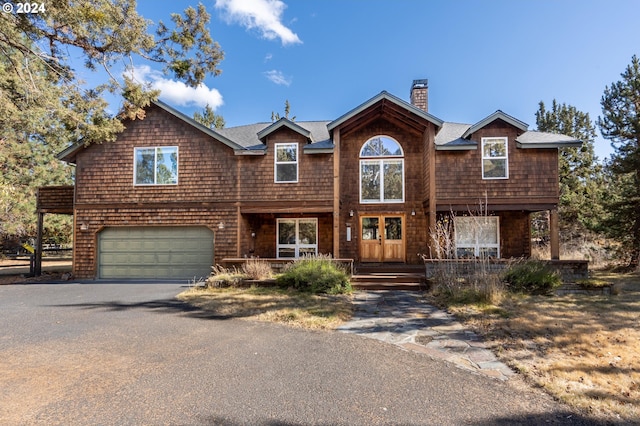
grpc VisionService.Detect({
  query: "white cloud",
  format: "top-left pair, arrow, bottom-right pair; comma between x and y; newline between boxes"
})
263,70 -> 291,86
215,0 -> 302,46
128,65 -> 223,109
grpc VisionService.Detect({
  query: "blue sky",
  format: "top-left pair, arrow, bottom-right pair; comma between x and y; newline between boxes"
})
82,0 -> 640,161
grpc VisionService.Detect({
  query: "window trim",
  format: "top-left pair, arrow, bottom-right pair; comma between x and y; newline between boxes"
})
133,146 -> 179,186
359,135 -> 405,204
454,216 -> 500,258
481,137 -> 509,180
274,142 -> 299,183
276,218 -> 318,259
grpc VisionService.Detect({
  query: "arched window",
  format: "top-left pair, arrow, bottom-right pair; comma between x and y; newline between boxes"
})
359,136 -> 404,203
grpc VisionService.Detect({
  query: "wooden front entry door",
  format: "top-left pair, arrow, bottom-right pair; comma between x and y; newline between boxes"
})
360,215 -> 405,262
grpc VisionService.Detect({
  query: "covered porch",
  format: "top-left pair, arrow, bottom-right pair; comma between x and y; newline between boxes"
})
429,201 -> 562,261
237,203 -> 334,260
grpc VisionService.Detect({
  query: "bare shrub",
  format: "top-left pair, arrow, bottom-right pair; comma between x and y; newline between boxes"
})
423,211 -> 505,305
206,265 -> 246,288
241,258 -> 273,280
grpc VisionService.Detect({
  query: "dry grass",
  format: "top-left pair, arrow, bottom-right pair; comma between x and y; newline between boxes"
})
178,286 -> 353,330
448,271 -> 640,422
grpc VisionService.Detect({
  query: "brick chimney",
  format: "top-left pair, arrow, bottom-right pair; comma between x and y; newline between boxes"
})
410,79 -> 428,112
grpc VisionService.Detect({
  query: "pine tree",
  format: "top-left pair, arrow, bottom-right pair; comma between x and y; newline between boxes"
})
271,100 -> 296,122
535,100 -> 604,237
193,104 -> 225,129
598,55 -> 640,267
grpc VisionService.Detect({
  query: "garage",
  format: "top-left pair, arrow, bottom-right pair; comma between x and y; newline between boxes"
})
98,227 -> 214,279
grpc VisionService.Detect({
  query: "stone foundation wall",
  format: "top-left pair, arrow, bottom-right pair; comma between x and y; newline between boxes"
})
425,259 -> 589,283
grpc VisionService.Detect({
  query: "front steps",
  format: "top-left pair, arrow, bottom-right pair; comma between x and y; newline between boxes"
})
351,264 -> 428,291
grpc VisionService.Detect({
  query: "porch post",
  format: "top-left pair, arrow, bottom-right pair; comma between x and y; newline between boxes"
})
549,208 -> 560,260
427,128 -> 437,258
332,129 -> 341,259
35,212 -> 44,276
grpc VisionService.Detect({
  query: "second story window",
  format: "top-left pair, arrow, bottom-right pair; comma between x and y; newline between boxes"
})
275,143 -> 298,183
134,146 -> 178,185
360,136 -> 404,203
482,137 -> 508,179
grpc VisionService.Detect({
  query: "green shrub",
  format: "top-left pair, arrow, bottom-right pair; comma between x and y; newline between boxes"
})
276,255 -> 352,294
503,260 -> 562,295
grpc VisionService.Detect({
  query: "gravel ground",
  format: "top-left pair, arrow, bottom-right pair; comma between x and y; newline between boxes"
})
0,281 -> 604,425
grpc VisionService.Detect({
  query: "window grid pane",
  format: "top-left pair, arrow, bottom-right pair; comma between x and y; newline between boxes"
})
454,216 -> 500,258
135,147 -> 178,185
360,161 -> 381,202
482,138 -> 508,179
276,218 -> 318,259
275,143 -> 298,182
383,161 -> 403,201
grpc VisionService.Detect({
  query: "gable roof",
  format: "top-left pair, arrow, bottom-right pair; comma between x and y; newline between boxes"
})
152,99 -> 244,150
461,110 -> 528,139
57,99 -> 245,163
327,91 -> 444,132
257,118 -> 312,142
435,115 -> 583,151
216,121 -> 333,155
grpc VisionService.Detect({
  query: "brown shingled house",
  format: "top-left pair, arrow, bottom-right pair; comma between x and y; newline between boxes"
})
52,80 -> 580,279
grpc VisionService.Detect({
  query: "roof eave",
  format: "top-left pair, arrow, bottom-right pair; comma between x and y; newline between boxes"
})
516,140 -> 583,149
303,147 -> 334,154
56,142 -> 84,163
435,144 -> 478,151
234,149 -> 266,156
152,99 -> 245,150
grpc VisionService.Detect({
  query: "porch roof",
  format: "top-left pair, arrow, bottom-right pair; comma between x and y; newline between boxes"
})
240,201 -> 334,214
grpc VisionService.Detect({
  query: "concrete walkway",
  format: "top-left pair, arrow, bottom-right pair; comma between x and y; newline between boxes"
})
338,291 -> 515,381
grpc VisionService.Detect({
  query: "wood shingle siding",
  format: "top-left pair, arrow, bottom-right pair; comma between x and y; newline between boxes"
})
435,120 -> 559,209
49,84 -> 577,279
238,127 -> 333,204
36,186 -> 74,214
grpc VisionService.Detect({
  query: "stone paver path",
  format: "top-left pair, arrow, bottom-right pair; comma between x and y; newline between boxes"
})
338,291 -> 515,381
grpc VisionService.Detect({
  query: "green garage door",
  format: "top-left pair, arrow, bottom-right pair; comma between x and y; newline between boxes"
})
98,227 -> 214,279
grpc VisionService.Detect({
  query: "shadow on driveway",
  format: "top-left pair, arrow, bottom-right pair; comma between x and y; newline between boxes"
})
49,297 -> 234,320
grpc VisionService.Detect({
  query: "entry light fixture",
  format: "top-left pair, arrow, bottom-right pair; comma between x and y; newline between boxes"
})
349,210 -> 354,217
218,222 -> 225,230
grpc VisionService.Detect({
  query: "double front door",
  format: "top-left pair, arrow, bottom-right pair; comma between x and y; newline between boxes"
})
360,215 -> 405,262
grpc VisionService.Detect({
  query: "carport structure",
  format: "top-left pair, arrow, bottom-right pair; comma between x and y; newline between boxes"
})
35,186 -> 74,275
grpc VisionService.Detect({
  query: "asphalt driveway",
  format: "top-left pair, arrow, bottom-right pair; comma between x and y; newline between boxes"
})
0,281 -> 599,425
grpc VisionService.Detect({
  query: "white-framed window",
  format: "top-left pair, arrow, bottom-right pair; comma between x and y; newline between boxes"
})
277,218 -> 318,258
275,143 -> 298,183
359,136 -> 404,203
482,137 -> 508,179
134,146 -> 178,185
454,216 -> 500,258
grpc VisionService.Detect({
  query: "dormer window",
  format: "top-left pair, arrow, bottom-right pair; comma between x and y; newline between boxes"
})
482,137 -> 508,179
274,143 -> 298,183
359,136 -> 404,203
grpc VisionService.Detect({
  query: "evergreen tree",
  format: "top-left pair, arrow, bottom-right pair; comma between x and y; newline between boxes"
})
193,104 -> 225,129
535,100 -> 604,237
598,55 -> 640,267
271,100 -> 296,122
